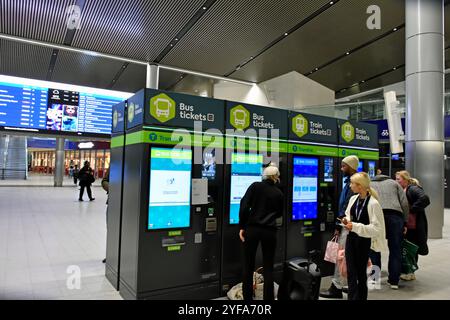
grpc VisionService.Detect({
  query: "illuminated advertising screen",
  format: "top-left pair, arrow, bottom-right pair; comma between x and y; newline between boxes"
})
202,149 -> 216,180
229,153 -> 263,224
292,157 -> 319,221
148,148 -> 192,230
323,157 -> 334,183
358,160 -> 363,172
0,75 -> 129,136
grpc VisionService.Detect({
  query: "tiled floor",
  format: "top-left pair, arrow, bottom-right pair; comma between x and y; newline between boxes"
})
0,184 -> 449,300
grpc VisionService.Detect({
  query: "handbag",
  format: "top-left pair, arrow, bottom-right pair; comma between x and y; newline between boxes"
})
324,235 -> 339,264
407,212 -> 417,230
401,239 -> 419,274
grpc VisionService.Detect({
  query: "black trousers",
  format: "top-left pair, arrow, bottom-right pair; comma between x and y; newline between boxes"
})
346,233 -> 371,300
79,184 -> 93,200
242,225 -> 277,301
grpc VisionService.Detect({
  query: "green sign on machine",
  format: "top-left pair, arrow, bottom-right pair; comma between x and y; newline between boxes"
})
339,148 -> 379,160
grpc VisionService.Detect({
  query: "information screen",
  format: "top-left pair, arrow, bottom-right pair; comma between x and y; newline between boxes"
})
368,161 -> 376,178
358,161 -> 363,172
292,157 -> 319,221
229,153 -> 263,224
202,149 -> 216,180
0,77 -> 126,136
323,157 -> 334,183
148,148 -> 192,230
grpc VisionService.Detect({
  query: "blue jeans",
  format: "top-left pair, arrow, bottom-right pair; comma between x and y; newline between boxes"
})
370,212 -> 404,285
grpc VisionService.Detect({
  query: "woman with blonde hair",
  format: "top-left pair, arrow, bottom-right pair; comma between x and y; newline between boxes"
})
396,170 -> 430,281
341,172 -> 385,300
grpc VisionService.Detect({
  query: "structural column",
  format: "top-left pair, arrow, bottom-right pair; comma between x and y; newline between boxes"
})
405,0 -> 444,238
146,63 -> 159,89
54,137 -> 65,187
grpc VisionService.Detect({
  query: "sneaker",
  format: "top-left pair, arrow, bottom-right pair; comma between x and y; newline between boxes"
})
400,273 -> 416,281
390,284 -> 399,290
89,198 -> 95,201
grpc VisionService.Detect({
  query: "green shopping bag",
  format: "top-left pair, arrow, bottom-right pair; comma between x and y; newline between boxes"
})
401,239 -> 419,274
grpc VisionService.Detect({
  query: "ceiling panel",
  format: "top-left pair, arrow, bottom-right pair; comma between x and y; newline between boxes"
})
0,0 -> 77,43
72,0 -> 205,61
233,0 -> 405,83
162,0 -> 329,75
0,39 -> 51,80
335,67 -> 405,99
310,29 -> 405,91
112,63 -> 146,93
52,50 -> 125,89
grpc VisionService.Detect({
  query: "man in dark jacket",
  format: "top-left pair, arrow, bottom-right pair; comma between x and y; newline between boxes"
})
78,161 -> 95,201
320,155 -> 359,299
370,173 -> 409,289
239,164 -> 284,301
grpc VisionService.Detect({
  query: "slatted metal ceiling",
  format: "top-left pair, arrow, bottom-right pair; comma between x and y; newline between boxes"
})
0,0 -> 448,98
232,0 -> 404,83
162,0 -> 329,76
0,0 -> 77,44
52,50 -> 125,88
0,39 -> 52,80
71,0 -> 205,61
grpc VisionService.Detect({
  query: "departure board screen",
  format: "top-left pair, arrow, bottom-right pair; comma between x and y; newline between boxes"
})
0,77 -> 127,136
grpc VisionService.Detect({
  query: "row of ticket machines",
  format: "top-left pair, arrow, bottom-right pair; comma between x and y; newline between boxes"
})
105,89 -> 379,300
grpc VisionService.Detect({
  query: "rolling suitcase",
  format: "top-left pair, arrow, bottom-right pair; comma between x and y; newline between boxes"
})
278,252 -> 321,300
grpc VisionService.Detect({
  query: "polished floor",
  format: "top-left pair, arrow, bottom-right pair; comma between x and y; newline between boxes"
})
0,183 -> 449,300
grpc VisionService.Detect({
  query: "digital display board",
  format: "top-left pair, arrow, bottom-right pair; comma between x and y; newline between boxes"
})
0,75 -> 130,136
323,157 -> 334,183
229,153 -> 263,224
148,148 -> 192,230
292,157 -> 319,221
358,160 -> 363,172
368,161 -> 376,178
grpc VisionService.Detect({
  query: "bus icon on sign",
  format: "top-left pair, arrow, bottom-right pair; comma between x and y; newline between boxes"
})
233,109 -> 247,126
154,98 -> 171,118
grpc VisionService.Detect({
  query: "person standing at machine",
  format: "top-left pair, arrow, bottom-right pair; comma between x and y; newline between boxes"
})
78,161 -> 95,201
320,155 -> 359,299
369,171 -> 409,289
341,172 -> 385,300
239,163 -> 284,301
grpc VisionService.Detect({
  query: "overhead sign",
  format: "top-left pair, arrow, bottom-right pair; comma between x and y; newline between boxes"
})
126,89 -> 145,130
338,120 -> 378,149
112,101 -> 126,134
289,112 -> 338,144
226,102 -> 288,139
145,89 -> 224,130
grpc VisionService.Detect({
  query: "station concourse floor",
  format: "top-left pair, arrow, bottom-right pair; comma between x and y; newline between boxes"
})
0,179 -> 450,300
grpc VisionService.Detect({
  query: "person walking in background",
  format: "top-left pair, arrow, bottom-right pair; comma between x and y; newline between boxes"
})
396,171 -> 430,281
341,172 -> 385,300
370,171 -> 409,289
78,161 -> 95,201
73,164 -> 79,185
320,155 -> 359,299
239,163 -> 284,301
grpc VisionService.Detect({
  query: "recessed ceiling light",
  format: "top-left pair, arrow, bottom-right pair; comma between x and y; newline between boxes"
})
361,80 -> 365,83
202,6 -> 207,10
393,67 -> 397,70
393,28 -> 397,31
330,1 -> 334,4
346,52 -> 350,55
175,38 -> 178,41
284,32 -> 288,36
315,67 -> 319,71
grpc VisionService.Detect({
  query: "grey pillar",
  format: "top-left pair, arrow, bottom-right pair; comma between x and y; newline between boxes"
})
146,63 -> 159,89
54,137 -> 65,187
405,0 -> 445,239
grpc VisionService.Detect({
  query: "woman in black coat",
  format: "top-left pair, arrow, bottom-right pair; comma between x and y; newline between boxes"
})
396,171 -> 430,281
78,161 -> 95,201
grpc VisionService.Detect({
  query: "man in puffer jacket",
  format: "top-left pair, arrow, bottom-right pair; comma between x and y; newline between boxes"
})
370,173 -> 409,289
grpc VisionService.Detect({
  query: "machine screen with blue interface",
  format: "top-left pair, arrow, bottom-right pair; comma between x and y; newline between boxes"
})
229,153 -> 263,224
368,161 -> 376,178
292,157 -> 319,220
148,148 -> 192,230
323,157 -> 334,183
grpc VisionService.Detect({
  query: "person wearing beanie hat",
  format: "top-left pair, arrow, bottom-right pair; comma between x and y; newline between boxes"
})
239,163 -> 284,301
320,155 -> 359,299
